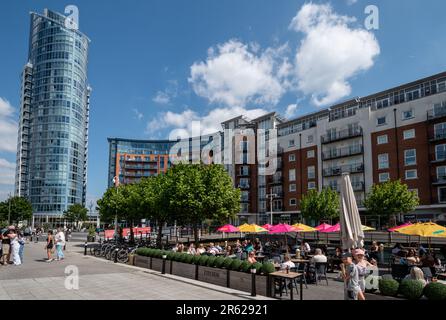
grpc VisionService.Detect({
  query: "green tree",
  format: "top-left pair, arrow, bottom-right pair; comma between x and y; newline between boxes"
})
63,204 -> 88,228
171,163 -> 240,244
364,180 -> 419,226
300,188 -> 339,223
0,196 -> 33,223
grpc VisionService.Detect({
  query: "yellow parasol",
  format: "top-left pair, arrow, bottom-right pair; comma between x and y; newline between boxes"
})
361,225 -> 376,231
238,223 -> 268,233
292,223 -> 317,232
394,222 -> 446,238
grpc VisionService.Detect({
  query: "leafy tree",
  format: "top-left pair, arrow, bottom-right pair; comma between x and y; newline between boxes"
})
364,180 -> 419,226
0,196 -> 33,223
63,204 -> 88,229
171,163 -> 240,244
300,187 -> 339,223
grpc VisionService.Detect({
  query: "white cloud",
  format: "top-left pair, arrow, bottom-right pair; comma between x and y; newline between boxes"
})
0,97 -> 18,153
152,80 -> 178,105
285,104 -> 298,118
133,108 -> 143,120
289,3 -> 380,106
146,106 -> 268,137
189,39 -> 291,108
346,0 -> 358,5
0,158 -> 15,185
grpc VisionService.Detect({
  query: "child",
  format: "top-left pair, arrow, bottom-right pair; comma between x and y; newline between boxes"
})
341,252 -> 363,300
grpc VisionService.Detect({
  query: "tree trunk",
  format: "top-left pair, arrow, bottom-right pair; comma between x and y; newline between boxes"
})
157,222 -> 164,249
193,224 -> 199,246
129,220 -> 135,244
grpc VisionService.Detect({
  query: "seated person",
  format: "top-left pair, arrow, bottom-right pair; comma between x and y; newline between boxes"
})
311,248 -> 328,263
224,245 -> 236,258
187,243 -> 196,255
393,250 -> 408,265
403,266 -> 427,287
247,251 -> 257,264
420,251 -> 435,268
300,241 -> 311,256
196,243 -> 206,255
208,242 -> 218,255
391,243 -> 403,255
406,249 -> 420,266
280,254 -> 295,270
244,240 -> 254,253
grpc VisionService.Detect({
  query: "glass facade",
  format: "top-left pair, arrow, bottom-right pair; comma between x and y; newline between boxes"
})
15,9 -> 90,216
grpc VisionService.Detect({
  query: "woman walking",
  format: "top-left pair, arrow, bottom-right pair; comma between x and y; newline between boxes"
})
46,230 -> 54,262
10,230 -> 21,266
55,228 -> 66,261
353,248 -> 374,300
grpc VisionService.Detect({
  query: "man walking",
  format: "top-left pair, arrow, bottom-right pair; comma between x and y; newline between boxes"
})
54,228 -> 66,261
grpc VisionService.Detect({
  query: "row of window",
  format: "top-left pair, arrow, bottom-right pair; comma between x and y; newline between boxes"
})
376,128 -> 416,145
376,109 -> 414,126
288,136 -> 313,147
378,169 -> 418,182
288,149 -> 315,161
378,149 -> 417,169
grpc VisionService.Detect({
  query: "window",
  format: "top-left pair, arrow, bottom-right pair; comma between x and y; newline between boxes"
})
308,181 -> 316,189
402,109 -> 414,120
379,172 -> 389,182
307,166 -> 315,179
240,166 -> 249,176
289,154 -> 296,162
378,154 -> 389,169
239,178 -> 249,188
404,149 -> 416,166
438,187 -> 446,203
241,191 -> 249,201
436,144 -> 446,161
288,139 -> 295,147
289,169 -> 296,182
437,166 -> 446,181
403,129 -> 415,140
377,116 -> 386,126
405,169 -> 417,180
307,150 -> 315,158
289,184 -> 296,192
377,135 -> 388,145
241,203 -> 249,213
289,198 -> 297,206
434,123 -> 446,139
307,135 -> 313,143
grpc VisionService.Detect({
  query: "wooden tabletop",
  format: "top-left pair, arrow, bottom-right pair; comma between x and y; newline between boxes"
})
269,271 -> 303,279
291,259 -> 310,264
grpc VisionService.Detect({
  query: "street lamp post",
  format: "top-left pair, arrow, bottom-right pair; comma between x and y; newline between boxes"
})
266,188 -> 277,225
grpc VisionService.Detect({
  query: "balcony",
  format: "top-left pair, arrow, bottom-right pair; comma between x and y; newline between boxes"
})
124,164 -> 157,170
326,181 -> 365,192
269,175 -> 283,184
430,152 -> 446,163
432,176 -> 446,185
323,163 -> 364,177
429,129 -> 446,142
124,158 -> 158,163
321,127 -> 363,144
322,145 -> 363,160
428,104 -> 446,120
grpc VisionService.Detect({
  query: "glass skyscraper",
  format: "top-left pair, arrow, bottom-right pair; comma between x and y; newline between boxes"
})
15,9 -> 90,224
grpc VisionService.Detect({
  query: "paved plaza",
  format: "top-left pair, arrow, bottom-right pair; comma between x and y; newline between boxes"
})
0,241 -> 347,300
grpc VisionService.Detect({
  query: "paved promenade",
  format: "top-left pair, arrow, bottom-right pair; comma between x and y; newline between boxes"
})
0,240 -> 350,300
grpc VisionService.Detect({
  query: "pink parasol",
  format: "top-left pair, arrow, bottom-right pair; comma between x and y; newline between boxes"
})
217,224 -> 240,233
315,223 -> 333,231
320,223 -> 340,233
268,223 -> 300,234
261,224 -> 274,231
388,222 -> 412,232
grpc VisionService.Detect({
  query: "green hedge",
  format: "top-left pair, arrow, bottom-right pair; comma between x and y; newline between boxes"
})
261,262 -> 276,275
230,259 -> 243,271
379,279 -> 399,297
399,279 -> 424,300
240,261 -> 252,273
184,254 -> 194,264
192,255 -> 201,265
223,257 -> 234,269
199,255 -> 209,266
252,262 -> 263,273
206,256 -> 217,267
215,256 -> 225,268
424,282 -> 446,300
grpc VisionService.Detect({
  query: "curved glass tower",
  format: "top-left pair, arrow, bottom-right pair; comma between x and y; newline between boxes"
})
15,9 -> 90,223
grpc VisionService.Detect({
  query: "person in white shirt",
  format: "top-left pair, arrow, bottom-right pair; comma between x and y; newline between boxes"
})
280,254 -> 295,270
54,228 -> 66,261
311,248 -> 328,263
300,241 -> 311,256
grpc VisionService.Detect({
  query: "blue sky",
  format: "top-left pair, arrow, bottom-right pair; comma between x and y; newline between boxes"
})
0,0 -> 446,205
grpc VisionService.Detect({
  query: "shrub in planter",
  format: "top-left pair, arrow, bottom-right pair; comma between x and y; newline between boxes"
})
252,262 -> 263,274
192,255 -> 201,265
240,261 -> 252,273
199,255 -> 209,266
261,262 -> 276,275
184,254 -> 194,264
379,278 -> 399,297
215,256 -> 225,268
230,259 -> 243,271
167,252 -> 175,261
423,282 -> 446,300
206,256 -> 217,267
399,279 -> 424,300
178,253 -> 188,263
135,248 -> 148,256
223,257 -> 234,269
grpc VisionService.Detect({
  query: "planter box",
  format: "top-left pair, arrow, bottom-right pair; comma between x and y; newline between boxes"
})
198,266 -> 228,287
229,270 -> 268,296
151,257 -> 164,272
365,292 -> 404,300
171,261 -> 196,280
134,255 -> 150,269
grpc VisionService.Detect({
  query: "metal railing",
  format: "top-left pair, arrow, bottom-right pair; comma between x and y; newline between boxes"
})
321,127 -> 363,144
322,163 -> 364,177
322,145 -> 363,160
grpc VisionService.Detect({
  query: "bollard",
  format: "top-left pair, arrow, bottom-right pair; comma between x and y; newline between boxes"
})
114,248 -> 119,263
84,242 -> 87,256
251,268 -> 257,297
162,255 -> 167,274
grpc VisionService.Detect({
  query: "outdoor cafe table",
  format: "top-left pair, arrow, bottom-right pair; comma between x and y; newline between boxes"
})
438,273 -> 446,281
269,271 -> 304,300
291,259 -> 311,264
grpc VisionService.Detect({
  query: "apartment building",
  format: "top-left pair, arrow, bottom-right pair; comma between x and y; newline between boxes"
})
109,71 -> 446,226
